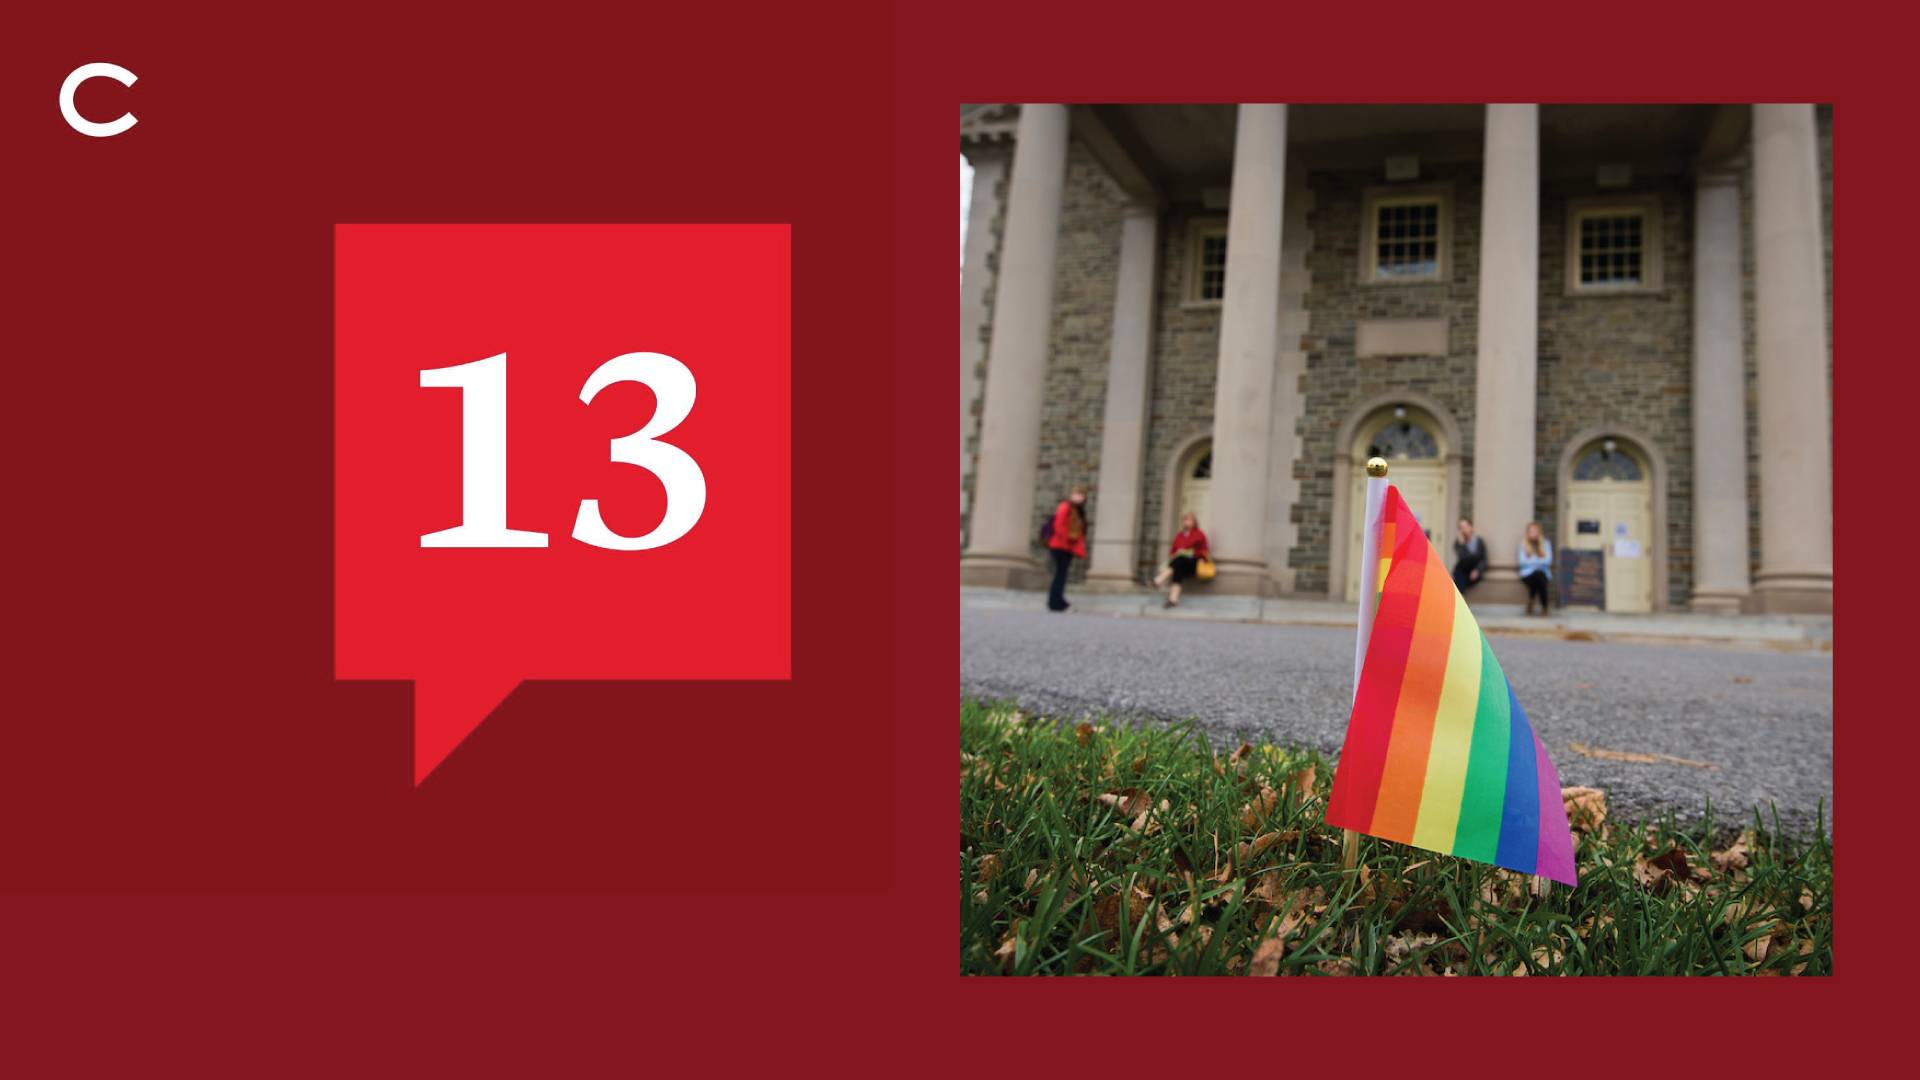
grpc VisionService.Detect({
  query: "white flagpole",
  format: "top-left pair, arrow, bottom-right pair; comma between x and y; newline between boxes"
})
1343,457 -> 1390,871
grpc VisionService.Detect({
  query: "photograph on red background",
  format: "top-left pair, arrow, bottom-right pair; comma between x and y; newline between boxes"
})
958,103 -> 1832,975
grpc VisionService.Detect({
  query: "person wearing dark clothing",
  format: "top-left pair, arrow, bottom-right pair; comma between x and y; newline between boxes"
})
1451,518 -> 1487,593
1044,485 -> 1088,612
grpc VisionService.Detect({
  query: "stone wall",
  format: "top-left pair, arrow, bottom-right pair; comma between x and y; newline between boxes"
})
1134,208 -> 1226,582
1025,141 -> 1127,581
1291,164 -> 1484,595
1534,172 -> 1696,607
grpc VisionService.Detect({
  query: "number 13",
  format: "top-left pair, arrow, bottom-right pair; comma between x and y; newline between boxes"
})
418,352 -> 707,551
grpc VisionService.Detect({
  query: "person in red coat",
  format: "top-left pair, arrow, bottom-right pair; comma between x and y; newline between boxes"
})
1153,512 -> 1210,608
1044,484 -> 1088,612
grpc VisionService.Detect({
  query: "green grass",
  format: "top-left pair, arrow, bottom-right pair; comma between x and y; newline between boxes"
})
961,698 -> 1832,976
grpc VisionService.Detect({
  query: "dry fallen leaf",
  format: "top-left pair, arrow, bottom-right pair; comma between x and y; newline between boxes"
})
1228,742 -> 1254,768
976,853 -> 1002,882
1246,872 -> 1287,909
1290,764 -> 1317,794
1511,945 -> 1565,976
993,921 -> 1021,974
1095,788 -> 1153,818
1568,742 -> 1716,770
1231,830 -> 1296,866
1248,915 -> 1289,976
1074,722 -> 1095,746
1386,932 -> 1442,968
1632,848 -> 1692,895
1648,847 -> 1690,880
1631,858 -> 1665,894
1126,798 -> 1171,835
1562,786 -> 1609,832
1480,869 -> 1529,908
1790,938 -> 1814,976
1712,830 -> 1753,873
1239,786 -> 1280,827
1741,917 -> 1782,964
1731,675 -> 1753,684
1094,885 -> 1157,940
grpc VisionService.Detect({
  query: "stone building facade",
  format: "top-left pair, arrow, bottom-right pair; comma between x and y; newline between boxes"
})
960,104 -> 1833,614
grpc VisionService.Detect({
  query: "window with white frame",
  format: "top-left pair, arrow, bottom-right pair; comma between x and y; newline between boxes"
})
1186,221 -> 1228,305
1565,195 -> 1663,294
1362,185 -> 1450,284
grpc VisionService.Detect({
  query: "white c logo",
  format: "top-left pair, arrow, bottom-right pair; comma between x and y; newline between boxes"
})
60,62 -> 138,138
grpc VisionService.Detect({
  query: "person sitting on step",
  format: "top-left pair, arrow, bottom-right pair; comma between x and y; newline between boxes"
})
1518,520 -> 1554,616
1153,512 -> 1209,609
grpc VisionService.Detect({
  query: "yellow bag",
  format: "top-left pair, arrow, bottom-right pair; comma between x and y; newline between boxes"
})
1195,556 -> 1216,582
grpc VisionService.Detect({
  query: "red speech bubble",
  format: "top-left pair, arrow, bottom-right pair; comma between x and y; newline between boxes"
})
335,224 -> 790,782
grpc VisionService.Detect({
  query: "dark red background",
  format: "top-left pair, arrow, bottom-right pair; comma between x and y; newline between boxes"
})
0,0 -> 1897,1066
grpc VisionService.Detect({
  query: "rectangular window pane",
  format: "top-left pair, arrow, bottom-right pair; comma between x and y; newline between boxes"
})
1374,199 -> 1442,279
1198,232 -> 1228,300
1579,212 -> 1649,287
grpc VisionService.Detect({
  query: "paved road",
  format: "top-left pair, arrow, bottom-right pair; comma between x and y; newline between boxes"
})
960,607 -> 1833,835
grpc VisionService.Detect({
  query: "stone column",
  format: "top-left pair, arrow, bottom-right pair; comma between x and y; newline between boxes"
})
1086,203 -> 1160,588
959,148 -> 1008,535
1689,167 -> 1752,611
1751,104 -> 1833,614
1468,104 -> 1540,605
1206,104 -> 1287,596
959,105 -> 1070,587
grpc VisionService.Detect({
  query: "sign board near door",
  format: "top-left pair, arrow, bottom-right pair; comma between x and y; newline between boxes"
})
1559,548 -> 1605,608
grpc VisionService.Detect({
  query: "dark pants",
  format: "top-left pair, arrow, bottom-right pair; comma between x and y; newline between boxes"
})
1523,570 -> 1551,609
1047,549 -> 1074,611
1451,562 -> 1481,592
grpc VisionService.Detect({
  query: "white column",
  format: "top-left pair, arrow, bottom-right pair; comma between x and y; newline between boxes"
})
1086,203 -> 1160,587
1689,168 -> 1752,611
959,148 -> 1008,533
1751,104 -> 1833,614
1469,104 -> 1540,604
1206,104 -> 1287,596
959,105 -> 1071,587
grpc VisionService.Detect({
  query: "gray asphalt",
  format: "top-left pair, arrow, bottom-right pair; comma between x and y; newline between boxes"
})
960,607 -> 1833,836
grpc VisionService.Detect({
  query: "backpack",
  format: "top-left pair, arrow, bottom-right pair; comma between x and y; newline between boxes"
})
1038,516 -> 1054,544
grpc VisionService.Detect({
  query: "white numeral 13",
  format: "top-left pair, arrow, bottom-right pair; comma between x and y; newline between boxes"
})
419,352 -> 707,550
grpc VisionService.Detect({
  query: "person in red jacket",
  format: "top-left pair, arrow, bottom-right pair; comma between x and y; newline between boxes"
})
1152,512 -> 1210,608
1044,484 -> 1088,612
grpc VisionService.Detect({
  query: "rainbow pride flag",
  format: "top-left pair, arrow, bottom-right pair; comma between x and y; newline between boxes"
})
1325,485 -> 1577,885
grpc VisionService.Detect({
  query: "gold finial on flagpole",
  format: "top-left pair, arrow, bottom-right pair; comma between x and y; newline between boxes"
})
1366,457 -> 1389,478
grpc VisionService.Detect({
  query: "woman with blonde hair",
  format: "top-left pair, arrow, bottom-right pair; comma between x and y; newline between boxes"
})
1043,484 -> 1089,612
1517,520 -> 1554,616
1153,512 -> 1210,608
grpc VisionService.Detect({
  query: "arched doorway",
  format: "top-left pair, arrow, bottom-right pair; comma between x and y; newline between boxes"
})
1174,441 -> 1212,535
1562,435 -> 1655,613
1344,406 -> 1448,602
